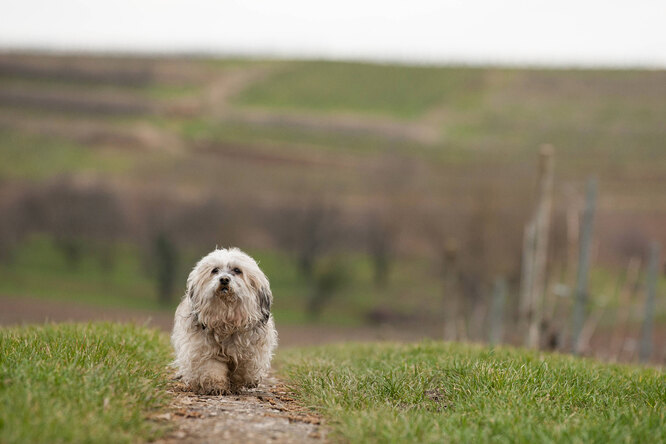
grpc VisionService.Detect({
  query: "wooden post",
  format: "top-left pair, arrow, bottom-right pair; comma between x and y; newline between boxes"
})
489,277 -> 507,346
565,186 -> 581,284
639,242 -> 660,363
519,220 -> 536,338
610,257 -> 642,361
527,145 -> 555,349
571,178 -> 597,355
442,238 -> 460,342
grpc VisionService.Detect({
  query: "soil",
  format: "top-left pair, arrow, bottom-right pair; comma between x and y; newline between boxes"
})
151,376 -> 325,444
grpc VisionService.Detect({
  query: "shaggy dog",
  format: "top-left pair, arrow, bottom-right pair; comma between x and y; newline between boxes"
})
171,248 -> 277,394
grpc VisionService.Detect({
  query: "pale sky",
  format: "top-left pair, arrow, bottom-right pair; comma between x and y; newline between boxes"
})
1,0 -> 665,67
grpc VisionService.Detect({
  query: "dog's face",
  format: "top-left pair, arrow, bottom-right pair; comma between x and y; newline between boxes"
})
186,248 -> 272,330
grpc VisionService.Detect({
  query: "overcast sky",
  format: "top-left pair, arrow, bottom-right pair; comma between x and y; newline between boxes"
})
2,0 -> 665,67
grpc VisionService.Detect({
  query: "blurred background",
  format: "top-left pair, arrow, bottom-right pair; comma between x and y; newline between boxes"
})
0,1 -> 664,363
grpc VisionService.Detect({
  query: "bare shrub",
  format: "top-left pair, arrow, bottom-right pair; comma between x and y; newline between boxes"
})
366,211 -> 395,288
169,198 -> 237,247
12,178 -> 125,269
307,255 -> 352,318
363,150 -> 415,288
614,228 -> 650,262
273,199 -> 341,280
0,198 -> 23,264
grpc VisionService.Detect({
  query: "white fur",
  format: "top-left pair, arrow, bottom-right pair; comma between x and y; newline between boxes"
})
171,247 -> 277,394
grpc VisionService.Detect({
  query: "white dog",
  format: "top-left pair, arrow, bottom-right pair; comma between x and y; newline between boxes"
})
171,248 -> 277,394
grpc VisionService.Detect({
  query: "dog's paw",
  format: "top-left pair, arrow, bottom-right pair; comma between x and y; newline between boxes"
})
193,384 -> 231,396
192,377 -> 231,396
229,379 -> 260,394
203,386 -> 232,396
244,380 -> 260,389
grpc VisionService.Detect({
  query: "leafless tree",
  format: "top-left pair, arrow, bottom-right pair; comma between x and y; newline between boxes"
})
307,255 -> 352,318
273,198 -> 341,280
366,211 -> 395,288
152,232 -> 179,306
13,178 -> 125,269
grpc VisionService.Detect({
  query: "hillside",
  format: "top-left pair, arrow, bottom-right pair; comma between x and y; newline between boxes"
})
1,54 -> 665,357
2,54 -> 664,253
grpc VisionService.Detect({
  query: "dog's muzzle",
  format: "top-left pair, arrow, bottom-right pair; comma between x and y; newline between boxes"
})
216,276 -> 233,298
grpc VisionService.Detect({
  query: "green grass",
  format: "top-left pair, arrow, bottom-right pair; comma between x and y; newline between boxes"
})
0,236 -> 368,323
280,341 -> 666,443
0,323 -> 172,443
0,235 -> 447,326
2,235 -> 665,328
175,117 -> 429,155
0,130 -> 133,180
0,236 -> 165,311
235,61 -> 483,119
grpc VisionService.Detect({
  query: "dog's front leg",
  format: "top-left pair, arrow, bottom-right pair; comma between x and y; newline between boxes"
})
194,359 -> 230,395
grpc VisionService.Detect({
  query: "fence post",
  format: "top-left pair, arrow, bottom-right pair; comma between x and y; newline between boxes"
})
610,257 -> 642,361
639,242 -> 660,363
571,178 -> 597,355
489,277 -> 507,346
519,221 -> 536,339
442,238 -> 460,342
527,145 -> 555,349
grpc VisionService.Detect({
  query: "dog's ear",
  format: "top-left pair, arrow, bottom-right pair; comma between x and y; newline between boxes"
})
185,268 -> 198,304
257,285 -> 272,324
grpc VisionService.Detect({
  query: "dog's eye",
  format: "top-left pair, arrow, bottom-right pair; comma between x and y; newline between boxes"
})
233,268 -> 242,275
211,267 -> 219,274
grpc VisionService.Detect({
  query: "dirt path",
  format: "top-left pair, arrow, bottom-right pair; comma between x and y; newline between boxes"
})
0,296 -> 327,443
152,376 -> 325,444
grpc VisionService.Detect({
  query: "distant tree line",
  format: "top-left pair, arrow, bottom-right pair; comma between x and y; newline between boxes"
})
0,170 -> 655,321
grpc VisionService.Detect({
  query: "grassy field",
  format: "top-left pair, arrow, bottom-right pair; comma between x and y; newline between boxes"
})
0,131 -> 133,180
0,235 -> 441,326
2,322 -> 663,443
1,54 -> 665,352
234,62 -> 483,119
0,236 -> 161,311
0,323 -> 171,444
2,56 -> 665,215
2,235 -> 664,329
280,341 -> 666,443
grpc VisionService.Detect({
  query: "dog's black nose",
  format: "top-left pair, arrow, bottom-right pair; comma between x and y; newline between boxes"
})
219,276 -> 230,285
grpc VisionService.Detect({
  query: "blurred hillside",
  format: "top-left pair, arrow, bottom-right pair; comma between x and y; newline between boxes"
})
0,53 -> 664,358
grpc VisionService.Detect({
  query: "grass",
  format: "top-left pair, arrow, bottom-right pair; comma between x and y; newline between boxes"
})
0,130 -> 133,180
0,235 -> 369,323
175,117 -> 429,155
3,321 -> 662,443
235,61 -> 484,119
4,58 -> 666,203
232,64 -> 666,175
0,236 -> 164,311
280,341 -> 666,443
0,323 -> 172,444
0,235 -> 452,326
